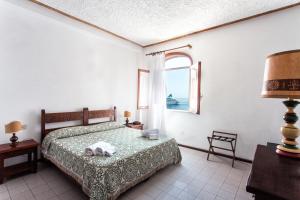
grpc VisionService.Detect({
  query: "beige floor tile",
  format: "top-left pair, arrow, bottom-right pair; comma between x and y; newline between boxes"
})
133,193 -> 153,200
34,190 -> 57,200
143,186 -> 163,199
166,185 -> 183,197
24,173 -> 46,189
58,190 -> 86,200
220,183 -> 238,194
0,190 -> 10,200
235,189 -> 253,200
196,190 -> 216,200
7,184 -> 28,196
5,178 -> 26,191
202,183 -> 220,195
183,185 -> 202,197
156,193 -> 178,200
217,188 -> 236,200
31,184 -> 52,196
0,185 -> 7,194
10,190 -> 34,200
178,190 -> 197,200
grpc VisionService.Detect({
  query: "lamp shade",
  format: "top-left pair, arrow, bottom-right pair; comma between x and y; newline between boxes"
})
262,50 -> 300,99
5,121 -> 23,134
124,111 -> 131,118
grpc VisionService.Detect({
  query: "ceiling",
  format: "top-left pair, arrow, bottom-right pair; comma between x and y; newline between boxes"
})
36,0 -> 300,47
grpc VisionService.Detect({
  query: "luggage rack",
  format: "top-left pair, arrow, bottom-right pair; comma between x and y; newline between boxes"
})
207,130 -> 238,167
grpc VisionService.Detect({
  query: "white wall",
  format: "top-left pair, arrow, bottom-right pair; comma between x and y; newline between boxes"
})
145,6 -> 300,160
0,0 -> 143,164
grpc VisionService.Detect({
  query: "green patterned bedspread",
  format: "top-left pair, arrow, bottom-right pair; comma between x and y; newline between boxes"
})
42,122 -> 182,200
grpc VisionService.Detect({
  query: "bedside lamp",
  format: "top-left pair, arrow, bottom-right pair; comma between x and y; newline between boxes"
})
5,121 -> 24,147
262,49 -> 300,158
124,111 -> 131,125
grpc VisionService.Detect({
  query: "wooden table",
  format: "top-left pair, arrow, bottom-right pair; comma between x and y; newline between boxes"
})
0,139 -> 38,184
246,144 -> 300,200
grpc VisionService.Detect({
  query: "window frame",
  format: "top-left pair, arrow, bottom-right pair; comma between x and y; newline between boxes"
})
137,68 -> 150,110
165,52 -> 192,112
165,52 -> 193,66
165,52 -> 201,114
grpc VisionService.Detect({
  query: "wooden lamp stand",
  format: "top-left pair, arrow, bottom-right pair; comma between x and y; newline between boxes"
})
276,99 -> 300,158
9,133 -> 18,147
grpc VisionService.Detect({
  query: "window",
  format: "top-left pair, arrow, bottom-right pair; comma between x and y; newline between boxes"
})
165,52 -> 195,111
137,69 -> 150,109
165,68 -> 190,110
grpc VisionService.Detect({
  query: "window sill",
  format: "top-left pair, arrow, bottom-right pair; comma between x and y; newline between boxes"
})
166,109 -> 199,115
166,109 -> 191,113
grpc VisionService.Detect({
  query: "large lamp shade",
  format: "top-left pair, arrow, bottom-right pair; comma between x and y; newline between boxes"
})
5,121 -> 23,134
124,111 -> 131,118
262,50 -> 300,99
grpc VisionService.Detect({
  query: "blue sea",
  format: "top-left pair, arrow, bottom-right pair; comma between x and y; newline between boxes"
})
167,98 -> 189,111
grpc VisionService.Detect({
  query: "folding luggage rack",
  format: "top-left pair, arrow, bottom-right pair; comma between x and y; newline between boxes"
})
207,130 -> 238,167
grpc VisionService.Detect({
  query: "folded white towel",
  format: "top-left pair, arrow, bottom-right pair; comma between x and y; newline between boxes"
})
98,146 -> 116,157
85,142 -> 101,156
85,149 -> 94,156
86,141 -> 116,157
142,129 -> 159,138
95,141 -> 116,157
148,133 -> 159,140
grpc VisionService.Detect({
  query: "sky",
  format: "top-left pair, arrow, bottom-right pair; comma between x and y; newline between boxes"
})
165,68 -> 189,99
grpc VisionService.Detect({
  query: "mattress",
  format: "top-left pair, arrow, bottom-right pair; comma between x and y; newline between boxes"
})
42,122 -> 182,200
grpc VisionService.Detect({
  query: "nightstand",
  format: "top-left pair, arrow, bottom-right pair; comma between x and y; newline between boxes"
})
0,139 -> 38,184
126,123 -> 144,130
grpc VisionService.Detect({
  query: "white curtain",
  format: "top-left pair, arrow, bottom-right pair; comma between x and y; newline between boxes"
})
147,53 -> 166,132
189,63 -> 199,114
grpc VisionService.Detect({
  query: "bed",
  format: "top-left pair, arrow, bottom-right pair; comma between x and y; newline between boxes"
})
40,107 -> 182,200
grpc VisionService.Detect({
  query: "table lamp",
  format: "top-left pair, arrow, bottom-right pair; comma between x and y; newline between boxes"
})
124,111 -> 131,125
262,49 -> 300,158
5,121 -> 23,147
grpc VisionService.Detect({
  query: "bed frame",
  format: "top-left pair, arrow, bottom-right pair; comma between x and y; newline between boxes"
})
40,106 -> 177,199
41,106 -> 117,142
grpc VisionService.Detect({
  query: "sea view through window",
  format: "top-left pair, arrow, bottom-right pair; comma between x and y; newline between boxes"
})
165,67 -> 190,111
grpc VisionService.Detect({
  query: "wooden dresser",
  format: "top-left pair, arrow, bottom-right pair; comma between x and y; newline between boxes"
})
246,144 -> 300,200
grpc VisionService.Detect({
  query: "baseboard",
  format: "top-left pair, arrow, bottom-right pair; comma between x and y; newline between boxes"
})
178,143 -> 252,163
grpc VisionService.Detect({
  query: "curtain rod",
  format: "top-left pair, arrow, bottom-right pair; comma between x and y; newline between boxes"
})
145,44 -> 192,56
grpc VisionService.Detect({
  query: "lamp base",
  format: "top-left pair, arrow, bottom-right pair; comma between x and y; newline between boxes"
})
277,143 -> 300,153
277,99 -> 300,159
9,133 -> 18,147
276,147 -> 300,159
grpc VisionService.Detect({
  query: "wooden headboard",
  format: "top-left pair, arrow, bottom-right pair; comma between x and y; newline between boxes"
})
41,106 -> 116,142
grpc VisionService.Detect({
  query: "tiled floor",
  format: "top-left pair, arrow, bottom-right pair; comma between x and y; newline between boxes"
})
0,147 -> 253,200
